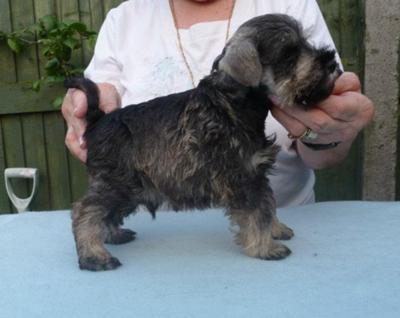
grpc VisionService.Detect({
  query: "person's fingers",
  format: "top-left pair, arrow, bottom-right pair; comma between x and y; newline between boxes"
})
270,106 -> 307,138
271,105 -> 350,144
280,90 -> 374,131
317,92 -> 371,122
279,105 -> 340,134
332,72 -> 361,95
65,128 -> 87,162
63,89 -> 88,143
70,89 -> 88,118
61,89 -> 89,163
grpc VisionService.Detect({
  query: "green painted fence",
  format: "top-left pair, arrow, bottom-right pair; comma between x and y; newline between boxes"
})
0,0 -> 367,213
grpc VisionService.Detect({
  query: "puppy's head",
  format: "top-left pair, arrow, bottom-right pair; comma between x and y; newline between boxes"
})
213,14 -> 342,107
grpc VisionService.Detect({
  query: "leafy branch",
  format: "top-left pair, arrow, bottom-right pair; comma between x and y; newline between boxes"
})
0,15 -> 97,107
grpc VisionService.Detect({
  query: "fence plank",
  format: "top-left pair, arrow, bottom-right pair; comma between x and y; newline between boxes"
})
0,0 -> 16,82
10,0 -> 39,82
33,1 -> 56,25
1,116 -> 27,213
90,0 -> 106,28
44,112 -> 72,209
103,0 -> 124,13
339,0 -> 364,74
0,120 -> 11,213
0,83 -> 65,115
57,0 -> 79,21
22,114 -> 50,210
318,0 -> 341,50
79,0 -> 92,65
33,0 -> 57,77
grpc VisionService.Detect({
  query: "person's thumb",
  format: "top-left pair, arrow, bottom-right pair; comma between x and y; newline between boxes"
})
332,72 -> 361,95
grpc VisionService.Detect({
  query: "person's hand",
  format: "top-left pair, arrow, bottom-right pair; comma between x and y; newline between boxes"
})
61,83 -> 121,163
271,72 -> 375,168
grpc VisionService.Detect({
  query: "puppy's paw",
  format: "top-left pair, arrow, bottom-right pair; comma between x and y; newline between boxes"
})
79,256 -> 122,271
105,228 -> 136,245
261,242 -> 291,260
272,222 -> 294,241
243,239 -> 291,261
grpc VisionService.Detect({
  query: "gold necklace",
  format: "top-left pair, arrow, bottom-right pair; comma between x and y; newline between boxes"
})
169,0 -> 236,87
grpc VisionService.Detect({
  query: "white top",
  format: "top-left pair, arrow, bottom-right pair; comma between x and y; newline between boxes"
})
85,0 -> 339,207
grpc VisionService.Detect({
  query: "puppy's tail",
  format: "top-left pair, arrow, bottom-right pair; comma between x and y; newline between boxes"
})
64,77 -> 104,126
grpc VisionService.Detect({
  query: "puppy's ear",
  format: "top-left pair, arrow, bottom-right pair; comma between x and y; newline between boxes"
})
211,48 -> 226,72
215,39 -> 262,87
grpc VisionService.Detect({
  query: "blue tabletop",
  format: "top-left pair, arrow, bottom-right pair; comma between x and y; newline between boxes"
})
0,201 -> 399,318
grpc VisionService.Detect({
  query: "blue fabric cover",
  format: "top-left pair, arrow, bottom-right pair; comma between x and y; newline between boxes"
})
0,202 -> 399,318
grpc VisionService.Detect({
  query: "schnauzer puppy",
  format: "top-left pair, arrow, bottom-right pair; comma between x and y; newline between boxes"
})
65,14 -> 342,271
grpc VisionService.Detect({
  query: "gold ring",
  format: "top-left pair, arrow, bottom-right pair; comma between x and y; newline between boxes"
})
301,128 -> 319,141
288,127 -> 318,140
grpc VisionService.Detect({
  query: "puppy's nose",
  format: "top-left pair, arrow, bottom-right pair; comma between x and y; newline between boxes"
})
337,68 -> 344,76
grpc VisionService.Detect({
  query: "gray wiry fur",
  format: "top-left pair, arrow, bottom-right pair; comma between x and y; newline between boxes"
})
65,14 -> 341,271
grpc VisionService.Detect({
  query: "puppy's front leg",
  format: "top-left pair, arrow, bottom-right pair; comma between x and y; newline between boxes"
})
227,191 -> 291,260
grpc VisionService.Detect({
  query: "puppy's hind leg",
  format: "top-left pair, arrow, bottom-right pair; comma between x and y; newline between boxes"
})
72,199 -> 122,271
72,186 -> 136,271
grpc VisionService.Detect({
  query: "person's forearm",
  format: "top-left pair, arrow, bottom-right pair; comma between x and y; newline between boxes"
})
296,138 -> 353,170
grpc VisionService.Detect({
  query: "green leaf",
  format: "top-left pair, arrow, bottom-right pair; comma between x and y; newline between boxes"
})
42,46 -> 52,56
58,22 -> 68,32
52,95 -> 64,108
45,57 -> 60,70
59,46 -> 72,62
49,28 -> 60,36
32,80 -> 42,92
84,30 -> 97,37
67,22 -> 87,33
87,34 -> 97,49
7,37 -> 23,53
40,15 -> 57,32
63,37 -> 80,50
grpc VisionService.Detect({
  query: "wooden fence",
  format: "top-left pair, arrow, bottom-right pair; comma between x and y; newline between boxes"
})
0,0 -> 379,213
